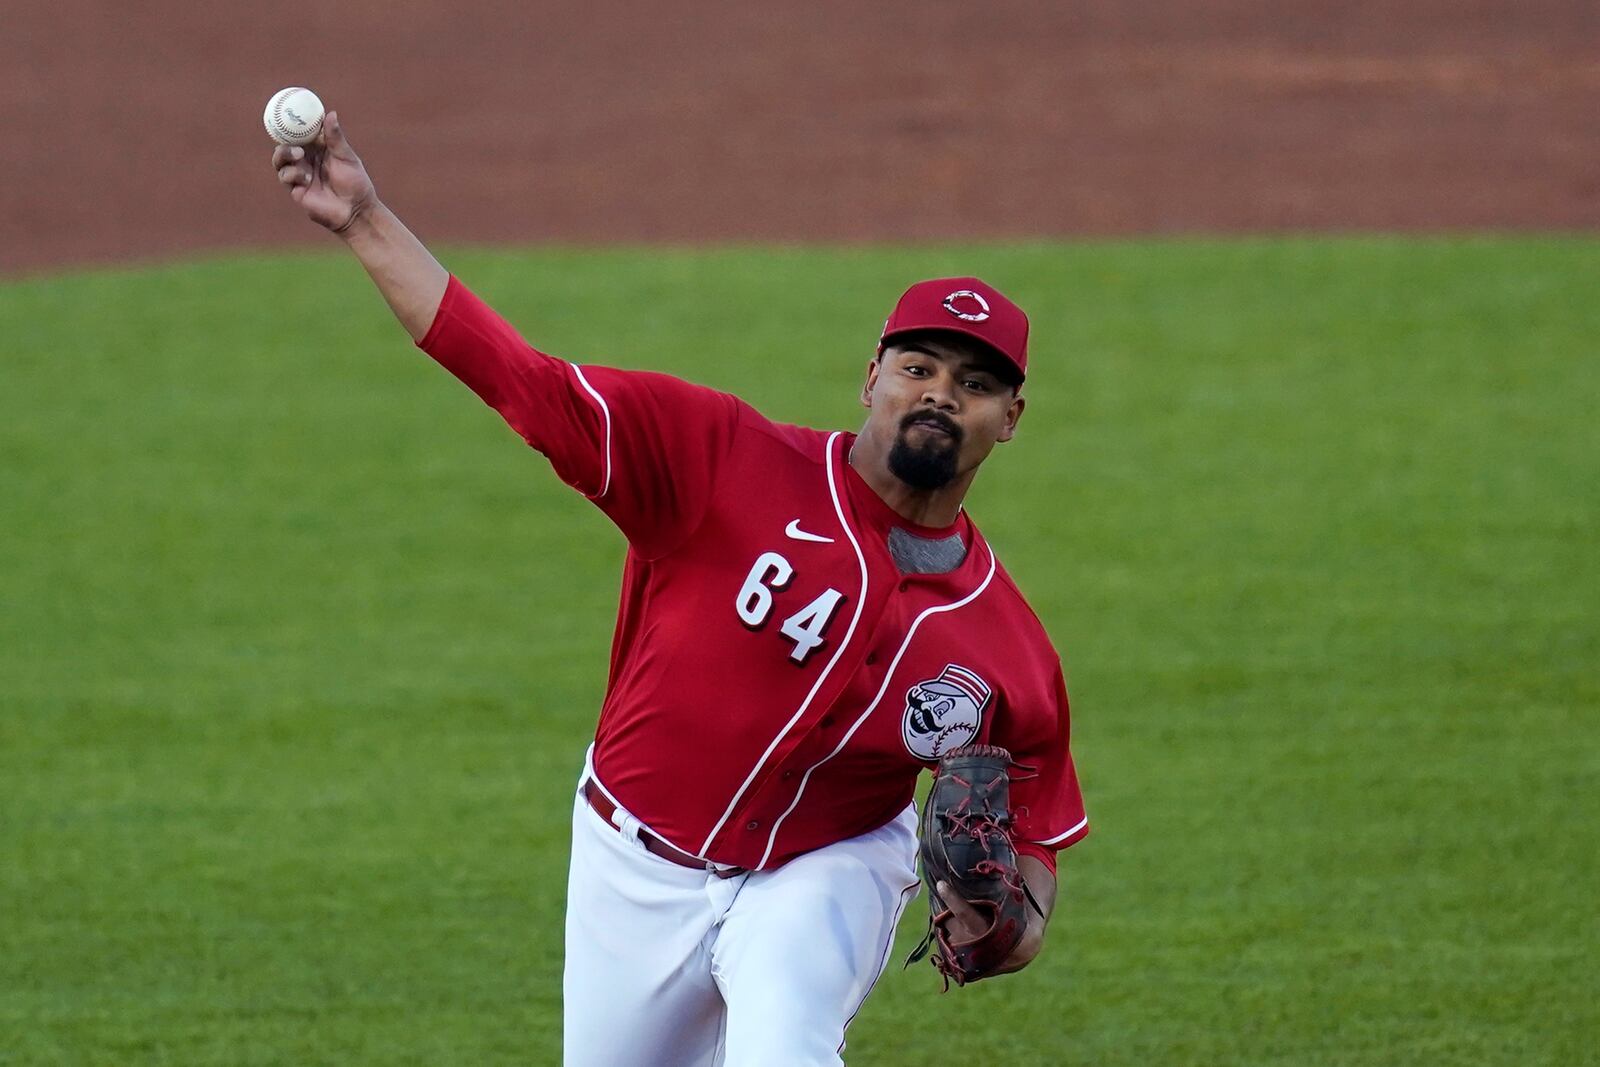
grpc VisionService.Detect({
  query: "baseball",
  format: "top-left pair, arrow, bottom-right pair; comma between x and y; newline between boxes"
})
263,87 -> 325,146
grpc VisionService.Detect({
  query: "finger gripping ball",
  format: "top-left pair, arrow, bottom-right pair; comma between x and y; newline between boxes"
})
263,87 -> 325,146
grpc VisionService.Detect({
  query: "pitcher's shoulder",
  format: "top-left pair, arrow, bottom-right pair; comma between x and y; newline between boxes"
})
971,536 -> 1059,648
738,409 -> 843,466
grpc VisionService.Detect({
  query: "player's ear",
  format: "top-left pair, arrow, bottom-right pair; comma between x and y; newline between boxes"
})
861,356 -> 881,408
996,394 -> 1025,443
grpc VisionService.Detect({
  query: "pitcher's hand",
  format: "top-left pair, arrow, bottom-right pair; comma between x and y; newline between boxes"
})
935,878 -> 1046,977
272,111 -> 376,234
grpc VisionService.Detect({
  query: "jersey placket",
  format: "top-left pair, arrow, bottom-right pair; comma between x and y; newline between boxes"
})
730,551 -> 967,867
704,436 -> 906,864
708,573 -> 894,865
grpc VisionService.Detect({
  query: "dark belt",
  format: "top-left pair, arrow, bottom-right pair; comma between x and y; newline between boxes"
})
584,780 -> 746,879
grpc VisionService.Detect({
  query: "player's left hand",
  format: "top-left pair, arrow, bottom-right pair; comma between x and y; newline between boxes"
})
935,879 -> 1045,976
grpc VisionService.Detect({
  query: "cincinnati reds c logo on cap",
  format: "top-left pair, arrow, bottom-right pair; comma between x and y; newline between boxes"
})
942,290 -> 991,323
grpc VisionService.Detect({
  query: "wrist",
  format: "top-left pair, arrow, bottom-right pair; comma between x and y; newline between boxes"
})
333,196 -> 384,242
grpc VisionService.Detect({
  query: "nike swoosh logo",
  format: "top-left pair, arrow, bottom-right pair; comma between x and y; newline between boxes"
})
785,520 -> 835,544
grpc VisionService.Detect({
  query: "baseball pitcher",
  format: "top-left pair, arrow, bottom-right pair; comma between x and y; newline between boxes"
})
272,110 -> 1089,1067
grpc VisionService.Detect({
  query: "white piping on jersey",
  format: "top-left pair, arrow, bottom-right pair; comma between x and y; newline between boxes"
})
1035,814 -> 1090,846
756,544 -> 998,869
698,432 -> 870,858
569,364 -> 613,499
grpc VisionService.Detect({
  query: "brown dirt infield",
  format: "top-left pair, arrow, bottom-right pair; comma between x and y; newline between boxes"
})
2,1 -> 1595,276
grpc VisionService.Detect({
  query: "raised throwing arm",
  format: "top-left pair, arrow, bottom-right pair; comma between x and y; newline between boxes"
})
272,110 -> 447,341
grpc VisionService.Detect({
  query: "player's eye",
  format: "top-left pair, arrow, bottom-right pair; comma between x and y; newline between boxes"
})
963,378 -> 991,393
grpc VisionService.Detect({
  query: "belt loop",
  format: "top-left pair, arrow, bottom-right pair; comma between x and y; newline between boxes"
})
605,790 -> 646,849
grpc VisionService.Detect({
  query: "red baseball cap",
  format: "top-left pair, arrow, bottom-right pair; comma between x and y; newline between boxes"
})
877,277 -> 1030,383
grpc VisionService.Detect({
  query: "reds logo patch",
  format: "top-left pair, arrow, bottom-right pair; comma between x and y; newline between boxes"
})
902,664 -> 992,760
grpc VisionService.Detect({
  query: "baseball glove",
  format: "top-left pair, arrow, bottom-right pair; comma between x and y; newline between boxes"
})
906,744 -> 1042,989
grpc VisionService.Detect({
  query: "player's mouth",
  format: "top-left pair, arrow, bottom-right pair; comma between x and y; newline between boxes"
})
901,412 -> 962,442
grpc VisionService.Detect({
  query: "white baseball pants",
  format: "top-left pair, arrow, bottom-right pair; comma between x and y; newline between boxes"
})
562,768 -> 920,1066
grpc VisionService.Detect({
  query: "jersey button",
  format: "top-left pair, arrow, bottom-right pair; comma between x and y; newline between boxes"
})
865,653 -> 878,665
782,770 -> 794,780
899,580 -> 911,592
745,820 -> 761,831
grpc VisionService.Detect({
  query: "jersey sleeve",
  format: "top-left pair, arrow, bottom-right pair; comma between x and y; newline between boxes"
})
416,275 -> 741,558
999,660 -> 1089,876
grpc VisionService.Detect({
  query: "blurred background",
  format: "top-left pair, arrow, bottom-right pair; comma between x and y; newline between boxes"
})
2,3 -> 1596,1065
2,0 -> 1597,274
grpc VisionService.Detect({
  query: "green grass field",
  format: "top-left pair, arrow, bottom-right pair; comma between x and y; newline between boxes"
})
2,238 -> 1596,1065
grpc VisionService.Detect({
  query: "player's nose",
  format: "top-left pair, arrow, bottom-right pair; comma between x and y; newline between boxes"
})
918,374 -> 958,410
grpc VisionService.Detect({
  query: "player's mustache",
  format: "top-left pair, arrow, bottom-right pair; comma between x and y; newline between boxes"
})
899,410 -> 962,442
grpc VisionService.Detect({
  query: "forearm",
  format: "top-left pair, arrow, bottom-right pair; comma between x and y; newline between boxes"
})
1000,855 -> 1058,974
338,201 -> 449,342
1020,855 -> 1058,921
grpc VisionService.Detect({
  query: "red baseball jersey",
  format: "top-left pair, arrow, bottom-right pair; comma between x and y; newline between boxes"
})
419,277 -> 1089,872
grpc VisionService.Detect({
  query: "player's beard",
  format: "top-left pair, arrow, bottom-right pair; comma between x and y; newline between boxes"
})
888,412 -> 962,490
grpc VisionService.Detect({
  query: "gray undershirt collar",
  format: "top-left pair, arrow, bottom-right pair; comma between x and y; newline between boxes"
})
887,526 -> 967,575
